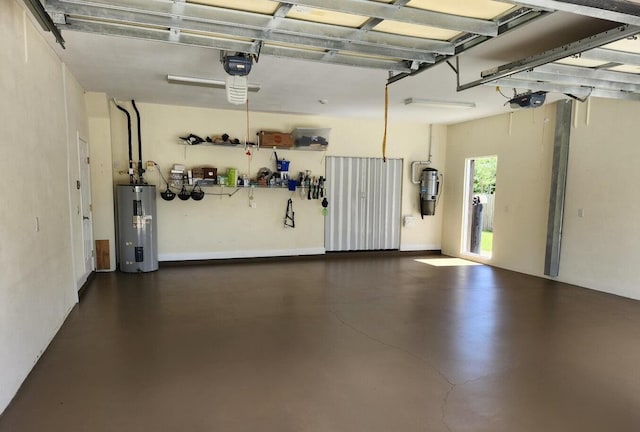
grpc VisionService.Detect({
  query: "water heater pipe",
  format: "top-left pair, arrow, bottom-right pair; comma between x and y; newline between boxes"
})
411,124 -> 434,184
131,100 -> 145,183
113,98 -> 134,184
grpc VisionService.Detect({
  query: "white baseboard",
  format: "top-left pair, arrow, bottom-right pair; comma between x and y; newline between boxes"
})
400,243 -> 441,252
159,247 -> 326,262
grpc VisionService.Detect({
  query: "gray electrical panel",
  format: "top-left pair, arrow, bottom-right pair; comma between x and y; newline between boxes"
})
116,185 -> 158,273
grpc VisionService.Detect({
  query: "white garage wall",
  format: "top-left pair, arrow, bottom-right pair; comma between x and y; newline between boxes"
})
560,98 -> 640,300
442,104 -> 557,276
86,92 -> 116,271
443,99 -> 640,301
0,0 -> 88,414
104,102 -> 446,260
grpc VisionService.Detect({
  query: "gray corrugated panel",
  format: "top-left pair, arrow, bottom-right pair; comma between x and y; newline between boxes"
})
325,157 -> 402,251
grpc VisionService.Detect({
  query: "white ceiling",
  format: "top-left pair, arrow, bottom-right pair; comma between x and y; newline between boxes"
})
42,6 -> 617,124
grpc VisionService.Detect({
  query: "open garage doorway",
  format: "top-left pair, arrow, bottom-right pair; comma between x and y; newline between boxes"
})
462,156 -> 497,258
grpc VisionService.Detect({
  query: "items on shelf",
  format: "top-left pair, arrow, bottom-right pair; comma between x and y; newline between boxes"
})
155,160 -> 327,204
260,131 -> 293,148
178,127 -> 330,151
180,132 -> 256,147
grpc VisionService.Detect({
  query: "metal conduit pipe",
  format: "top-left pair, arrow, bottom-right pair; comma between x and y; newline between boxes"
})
131,100 -> 145,183
113,98 -> 134,184
411,124 -> 433,184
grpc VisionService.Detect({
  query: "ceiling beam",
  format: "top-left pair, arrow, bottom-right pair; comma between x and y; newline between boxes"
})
489,77 -> 640,101
63,18 -> 412,72
321,0 -> 410,62
511,69 -> 640,92
579,47 -> 640,67
459,24 -> 640,91
386,7 -> 545,85
50,0 -> 454,55
509,0 -> 640,26
537,62 -> 640,85
51,2 -> 435,62
282,0 -> 498,36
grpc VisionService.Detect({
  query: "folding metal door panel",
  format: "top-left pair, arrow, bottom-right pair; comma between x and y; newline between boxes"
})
325,157 -> 402,251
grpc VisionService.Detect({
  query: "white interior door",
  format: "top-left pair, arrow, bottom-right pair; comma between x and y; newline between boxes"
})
78,137 -> 94,281
325,157 -> 402,251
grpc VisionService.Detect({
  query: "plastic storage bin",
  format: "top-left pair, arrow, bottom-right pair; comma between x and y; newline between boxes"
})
291,128 -> 330,149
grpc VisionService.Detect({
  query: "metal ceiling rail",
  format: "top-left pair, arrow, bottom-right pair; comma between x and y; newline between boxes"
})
458,24 -> 640,91
536,63 -> 640,85
510,69 -> 640,92
579,48 -> 640,67
279,0 -> 499,36
49,0 -> 455,54
321,0 -> 410,62
50,2 -> 436,63
63,18 -> 413,72
386,7 -> 545,85
508,0 -> 640,26
488,78 -> 640,101
23,0 -> 66,47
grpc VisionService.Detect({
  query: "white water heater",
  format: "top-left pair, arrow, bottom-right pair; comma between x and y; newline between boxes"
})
117,184 -> 158,272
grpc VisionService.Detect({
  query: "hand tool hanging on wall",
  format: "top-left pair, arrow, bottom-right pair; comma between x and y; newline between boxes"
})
284,198 -> 295,228
322,197 -> 329,216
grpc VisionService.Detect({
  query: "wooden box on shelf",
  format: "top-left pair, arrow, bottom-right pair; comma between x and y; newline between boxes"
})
259,131 -> 293,148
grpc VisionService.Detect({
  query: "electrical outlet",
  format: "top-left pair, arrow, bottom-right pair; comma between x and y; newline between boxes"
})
250,201 -> 257,209
146,161 -> 155,172
403,216 -> 416,227
578,208 -> 584,218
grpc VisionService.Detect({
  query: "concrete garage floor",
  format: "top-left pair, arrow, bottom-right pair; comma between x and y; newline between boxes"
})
1,255 -> 640,432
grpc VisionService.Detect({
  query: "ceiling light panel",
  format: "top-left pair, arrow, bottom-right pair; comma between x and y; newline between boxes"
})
608,64 -> 640,74
602,38 -> 640,54
187,0 -> 279,15
406,0 -> 515,20
555,57 -> 611,68
373,21 -> 460,40
405,98 -> 476,109
286,6 -> 368,27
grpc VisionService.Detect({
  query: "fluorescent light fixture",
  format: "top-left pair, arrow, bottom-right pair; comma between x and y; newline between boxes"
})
167,74 -> 261,92
405,98 -> 476,109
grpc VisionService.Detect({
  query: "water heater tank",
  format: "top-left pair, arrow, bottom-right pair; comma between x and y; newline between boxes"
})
117,184 -> 158,272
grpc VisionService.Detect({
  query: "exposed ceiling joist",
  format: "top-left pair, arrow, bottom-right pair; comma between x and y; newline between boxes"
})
387,7 -> 546,84
320,0 -> 410,62
579,47 -> 640,66
49,0 -> 455,54
537,63 -> 640,85
64,18 -> 413,72
281,0 -> 499,36
490,77 -> 640,101
50,2 -> 435,63
509,0 -> 640,26
459,24 -> 640,91
512,68 -> 640,92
